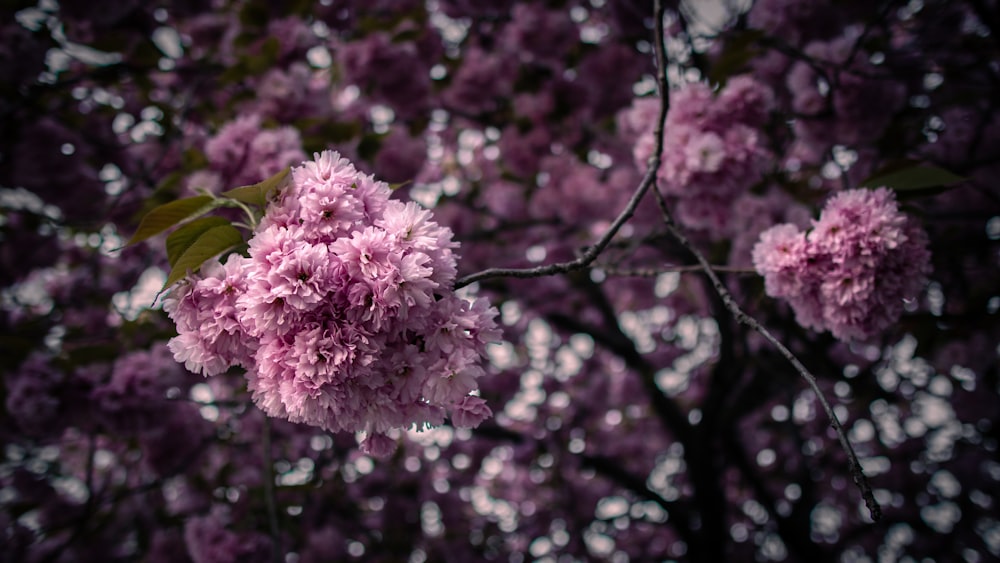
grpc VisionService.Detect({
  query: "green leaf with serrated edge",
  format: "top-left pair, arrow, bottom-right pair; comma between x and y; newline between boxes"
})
221,166 -> 290,208
166,216 -> 232,267
863,164 -> 965,192
163,225 -> 243,290
126,195 -> 216,246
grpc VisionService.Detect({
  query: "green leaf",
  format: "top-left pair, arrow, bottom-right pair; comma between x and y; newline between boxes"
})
163,225 -> 244,290
357,133 -> 384,161
129,37 -> 163,67
221,166 -> 291,208
247,37 -> 280,74
239,0 -> 270,28
166,216 -> 232,267
219,62 -> 251,84
220,37 -> 281,82
126,195 -> 215,246
388,180 -> 412,191
233,31 -> 257,48
65,343 -> 122,365
153,170 -> 185,196
392,27 -> 422,43
709,29 -> 765,85
863,162 -> 965,194
88,31 -> 129,55
182,147 -> 209,170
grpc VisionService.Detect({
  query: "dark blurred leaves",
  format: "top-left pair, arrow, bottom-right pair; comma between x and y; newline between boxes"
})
709,29 -> 765,85
863,160 -> 966,197
126,195 -> 217,246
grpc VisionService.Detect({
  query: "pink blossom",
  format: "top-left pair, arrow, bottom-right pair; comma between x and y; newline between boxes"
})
627,76 -> 774,233
263,151 -> 388,238
163,254 -> 256,376
717,74 -> 776,128
242,226 -> 341,317
336,32 -> 433,119
91,343 -> 183,432
360,432 -> 398,457
167,151 -> 499,456
444,47 -> 517,115
183,505 -> 272,563
451,395 -> 492,428
753,187 -> 931,341
501,4 -> 576,67
372,126 -> 426,183
4,353 -> 63,437
203,114 -> 306,187
683,131 -> 727,174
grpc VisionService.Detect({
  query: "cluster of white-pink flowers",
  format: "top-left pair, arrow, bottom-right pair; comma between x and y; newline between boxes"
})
164,151 -> 500,456
752,187 -> 931,341
200,114 -> 307,189
631,75 -> 774,232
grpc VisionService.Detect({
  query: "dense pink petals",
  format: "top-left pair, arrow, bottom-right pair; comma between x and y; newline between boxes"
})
163,254 -> 256,376
451,395 -> 492,428
627,75 -> 774,233
203,114 -> 306,187
360,432 -> 397,458
753,187 -> 931,341
166,151 -> 499,454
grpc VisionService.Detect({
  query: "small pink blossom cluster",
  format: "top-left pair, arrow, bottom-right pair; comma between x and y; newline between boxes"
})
784,30 -> 907,164
165,151 -> 500,456
752,187 -> 931,341
191,114 -> 306,192
631,75 -> 774,232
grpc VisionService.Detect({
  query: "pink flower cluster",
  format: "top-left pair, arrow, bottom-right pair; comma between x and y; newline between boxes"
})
165,151 -> 500,456
631,76 -> 774,232
784,30 -> 907,165
752,187 -> 931,341
195,114 -> 307,190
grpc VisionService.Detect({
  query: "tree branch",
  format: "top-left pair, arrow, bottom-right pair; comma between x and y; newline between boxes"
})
581,454 -> 699,549
650,186 -> 882,521
599,264 -> 757,277
262,416 -> 282,562
453,0 -> 672,291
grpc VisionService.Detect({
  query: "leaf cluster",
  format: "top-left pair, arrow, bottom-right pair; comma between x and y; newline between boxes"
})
124,167 -> 291,290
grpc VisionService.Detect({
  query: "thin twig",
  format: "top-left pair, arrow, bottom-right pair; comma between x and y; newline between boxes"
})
452,42 -> 671,290
262,416 -> 282,562
581,454 -> 699,549
638,0 -> 882,520
452,173 -> 660,288
827,146 -> 853,192
651,186 -> 881,521
600,264 -> 757,277
38,434 -> 99,563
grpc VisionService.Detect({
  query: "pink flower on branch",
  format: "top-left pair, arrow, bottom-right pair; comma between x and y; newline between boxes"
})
164,151 -> 499,455
628,76 -> 774,233
753,187 -> 931,341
